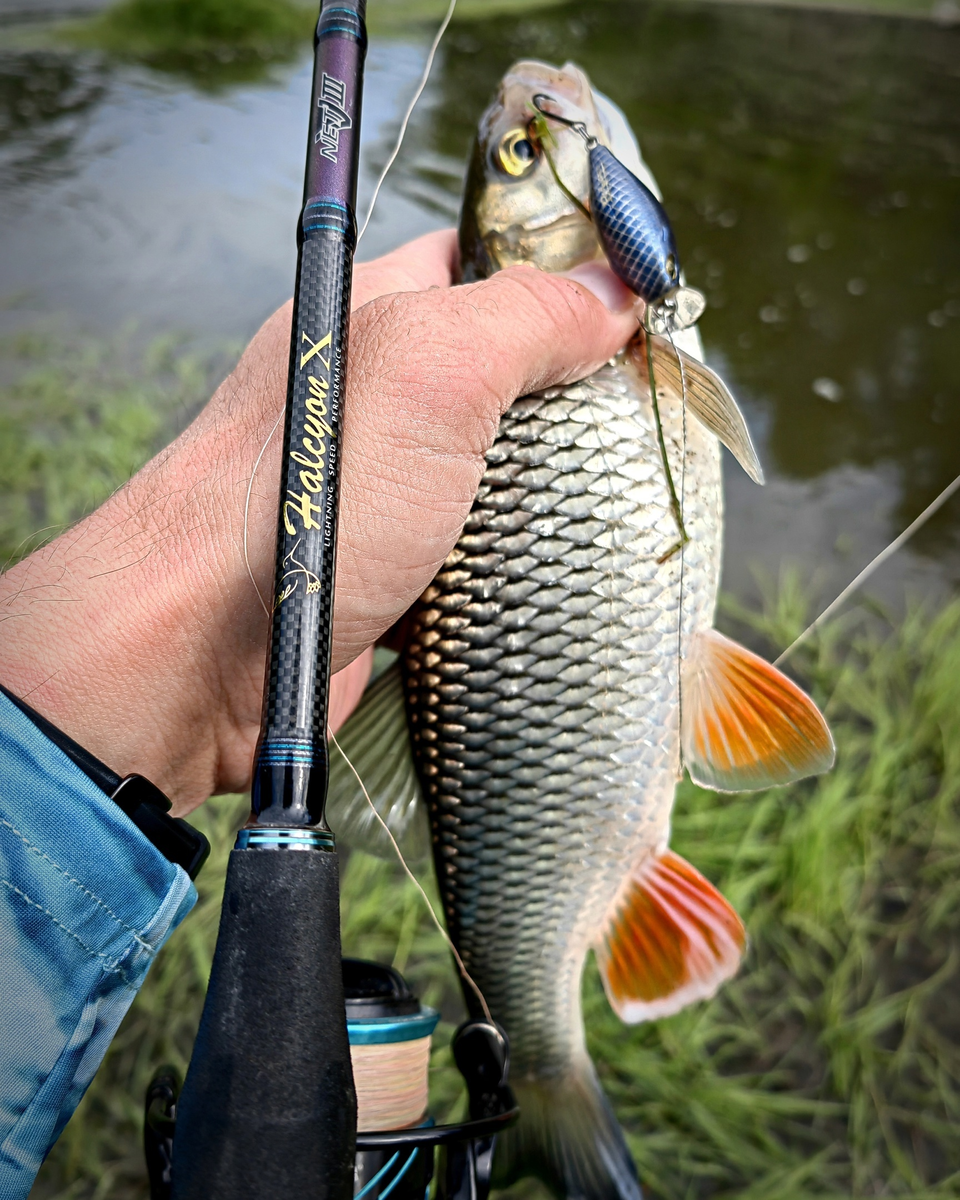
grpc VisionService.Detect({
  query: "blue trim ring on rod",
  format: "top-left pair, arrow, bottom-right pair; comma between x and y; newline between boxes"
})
347,1008 -> 440,1045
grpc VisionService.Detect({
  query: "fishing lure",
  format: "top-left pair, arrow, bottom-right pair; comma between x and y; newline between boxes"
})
532,94 -> 705,334
530,94 -> 707,552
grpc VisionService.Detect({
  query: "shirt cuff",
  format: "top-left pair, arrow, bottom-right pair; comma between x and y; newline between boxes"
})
0,691 -> 197,1198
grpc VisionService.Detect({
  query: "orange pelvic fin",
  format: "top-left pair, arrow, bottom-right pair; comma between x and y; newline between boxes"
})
597,850 -> 745,1023
681,629 -> 836,793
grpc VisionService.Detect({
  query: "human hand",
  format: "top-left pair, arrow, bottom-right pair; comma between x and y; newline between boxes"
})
0,231 -> 640,815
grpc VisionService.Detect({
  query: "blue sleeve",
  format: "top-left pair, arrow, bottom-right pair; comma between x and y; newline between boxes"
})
0,692 -> 197,1198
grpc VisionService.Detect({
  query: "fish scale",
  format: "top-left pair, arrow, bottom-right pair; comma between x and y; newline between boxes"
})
403,352 -> 722,1077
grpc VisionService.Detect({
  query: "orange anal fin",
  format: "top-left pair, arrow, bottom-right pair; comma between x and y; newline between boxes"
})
597,850 -> 745,1024
681,629 -> 836,793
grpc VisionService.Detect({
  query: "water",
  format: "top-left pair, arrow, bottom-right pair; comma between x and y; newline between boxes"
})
1,0 -> 959,625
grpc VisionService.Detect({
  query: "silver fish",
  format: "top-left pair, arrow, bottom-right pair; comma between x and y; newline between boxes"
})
333,60 -> 834,1200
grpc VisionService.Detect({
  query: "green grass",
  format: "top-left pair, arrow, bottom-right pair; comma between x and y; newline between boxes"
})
66,0 -> 315,89
56,0 -> 952,94
27,588 -> 960,1198
0,325 -> 224,569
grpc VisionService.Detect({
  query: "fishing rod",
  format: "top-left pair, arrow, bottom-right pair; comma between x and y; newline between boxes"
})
169,2 -> 368,1195
149,5 -> 519,1199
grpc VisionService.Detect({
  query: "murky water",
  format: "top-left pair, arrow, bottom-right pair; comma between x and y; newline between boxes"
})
1,0 -> 959,622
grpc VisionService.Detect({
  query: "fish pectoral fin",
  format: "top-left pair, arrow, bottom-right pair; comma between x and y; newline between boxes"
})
597,850 -> 746,1024
326,660 -> 429,862
681,628 -> 836,792
646,334 -> 765,485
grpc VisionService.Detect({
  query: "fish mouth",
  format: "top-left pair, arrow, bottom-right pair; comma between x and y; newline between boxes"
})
496,59 -> 597,127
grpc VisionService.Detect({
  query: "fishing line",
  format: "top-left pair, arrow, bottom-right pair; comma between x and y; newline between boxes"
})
243,408 -> 285,619
646,335 -> 688,559
330,728 -> 494,1024
530,112 -> 592,221
774,467 -> 960,667
669,329 -> 688,779
356,0 -> 458,246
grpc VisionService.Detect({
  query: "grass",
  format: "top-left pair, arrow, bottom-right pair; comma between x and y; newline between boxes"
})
0,325 -> 224,570
66,0 -> 315,89
54,0 -> 953,95
5,331 -> 960,1196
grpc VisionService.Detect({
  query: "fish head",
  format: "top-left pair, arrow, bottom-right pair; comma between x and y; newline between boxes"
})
459,60 -> 608,280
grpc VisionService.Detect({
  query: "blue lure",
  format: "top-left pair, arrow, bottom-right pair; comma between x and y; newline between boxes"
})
532,94 -> 695,317
588,145 -> 679,305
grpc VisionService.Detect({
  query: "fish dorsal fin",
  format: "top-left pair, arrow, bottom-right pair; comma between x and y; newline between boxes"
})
326,661 -> 429,861
596,849 -> 746,1023
681,629 -> 835,793
643,334 -> 765,485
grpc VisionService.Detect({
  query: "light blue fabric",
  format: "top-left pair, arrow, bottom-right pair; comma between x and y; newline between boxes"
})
0,691 -> 196,1199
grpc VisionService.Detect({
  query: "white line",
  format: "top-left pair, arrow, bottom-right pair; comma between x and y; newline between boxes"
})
355,0 -> 458,246
774,469 -> 960,666
329,728 -> 492,1023
243,409 -> 285,618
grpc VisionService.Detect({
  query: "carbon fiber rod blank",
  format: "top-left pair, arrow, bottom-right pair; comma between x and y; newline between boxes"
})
171,4 -> 367,1196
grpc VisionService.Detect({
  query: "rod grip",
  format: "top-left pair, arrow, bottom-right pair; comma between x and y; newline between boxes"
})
170,849 -> 356,1200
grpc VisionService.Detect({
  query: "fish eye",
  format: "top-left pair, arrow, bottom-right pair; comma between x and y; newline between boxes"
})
665,253 -> 678,280
496,129 -> 538,177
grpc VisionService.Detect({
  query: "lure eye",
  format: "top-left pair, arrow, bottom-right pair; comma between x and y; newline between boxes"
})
496,129 -> 537,177
665,253 -> 678,280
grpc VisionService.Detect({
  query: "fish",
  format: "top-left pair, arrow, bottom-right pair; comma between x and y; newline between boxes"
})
331,59 -> 835,1200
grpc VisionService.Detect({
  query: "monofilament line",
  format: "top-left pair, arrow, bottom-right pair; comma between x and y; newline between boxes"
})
670,330 -> 688,779
243,409 -> 285,618
330,728 -> 493,1024
355,0 -> 458,246
775,468 -> 960,667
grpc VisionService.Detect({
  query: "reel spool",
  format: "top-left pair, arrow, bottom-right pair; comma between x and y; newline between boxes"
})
146,960 -> 518,1200
346,959 -> 438,1200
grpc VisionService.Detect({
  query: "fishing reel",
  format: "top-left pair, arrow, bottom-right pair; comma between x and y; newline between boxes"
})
144,959 -> 519,1200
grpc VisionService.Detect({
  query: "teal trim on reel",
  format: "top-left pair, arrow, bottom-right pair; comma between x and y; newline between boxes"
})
347,1008 -> 439,1045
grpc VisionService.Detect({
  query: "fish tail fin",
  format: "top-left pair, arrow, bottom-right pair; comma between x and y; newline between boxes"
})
495,1060 -> 642,1200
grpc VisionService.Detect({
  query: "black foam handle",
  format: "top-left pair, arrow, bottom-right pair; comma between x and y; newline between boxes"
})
170,849 -> 356,1200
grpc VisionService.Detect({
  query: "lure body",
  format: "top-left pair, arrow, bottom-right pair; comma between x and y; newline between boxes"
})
589,144 -> 679,304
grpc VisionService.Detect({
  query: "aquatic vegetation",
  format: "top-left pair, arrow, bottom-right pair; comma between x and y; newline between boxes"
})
27,586 -> 960,1198
67,0 -> 315,89
0,327 -> 219,569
